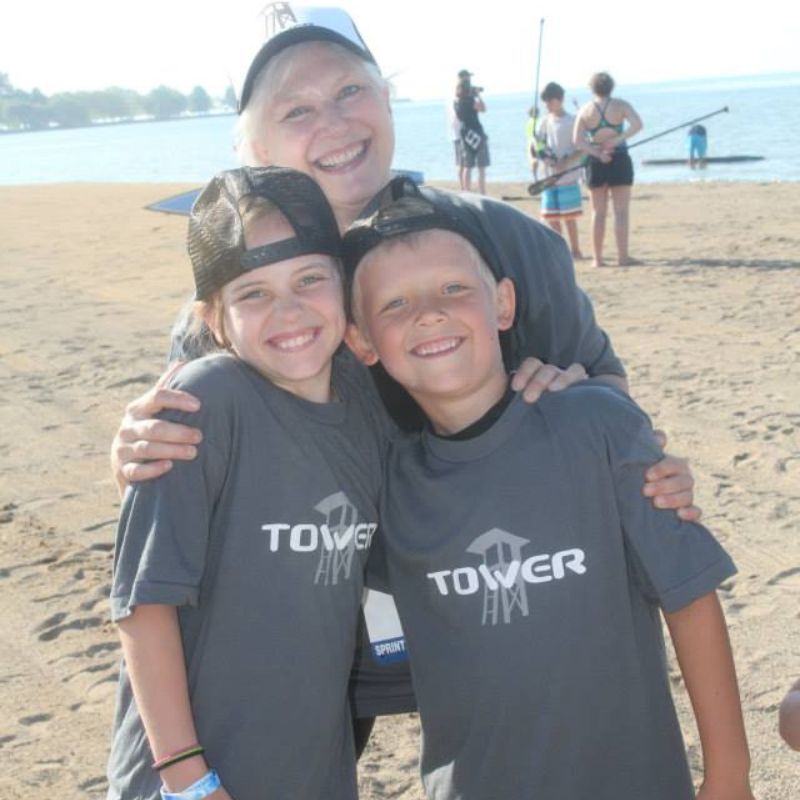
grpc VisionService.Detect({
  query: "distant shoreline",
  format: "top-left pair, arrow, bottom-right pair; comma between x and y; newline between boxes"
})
0,111 -> 237,137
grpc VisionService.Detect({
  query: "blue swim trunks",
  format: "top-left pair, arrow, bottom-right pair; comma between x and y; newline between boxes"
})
689,133 -> 707,160
540,182 -> 582,219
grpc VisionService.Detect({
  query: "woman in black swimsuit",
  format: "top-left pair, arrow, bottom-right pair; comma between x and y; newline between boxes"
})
574,72 -> 643,267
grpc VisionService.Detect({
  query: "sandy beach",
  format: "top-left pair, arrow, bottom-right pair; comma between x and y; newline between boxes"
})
0,179 -> 797,798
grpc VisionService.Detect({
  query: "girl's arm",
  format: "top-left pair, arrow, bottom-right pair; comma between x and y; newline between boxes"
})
118,605 -> 231,798
664,593 -> 754,800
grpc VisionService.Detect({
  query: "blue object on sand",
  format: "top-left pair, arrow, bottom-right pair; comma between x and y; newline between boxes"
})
145,188 -> 202,215
146,169 -> 426,216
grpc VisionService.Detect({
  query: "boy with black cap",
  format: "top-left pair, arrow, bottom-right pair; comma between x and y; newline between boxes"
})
342,190 -> 754,800
107,167 -> 389,800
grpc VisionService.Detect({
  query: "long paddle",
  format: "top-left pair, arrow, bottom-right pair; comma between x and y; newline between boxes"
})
526,105 -> 730,196
530,18 -> 545,181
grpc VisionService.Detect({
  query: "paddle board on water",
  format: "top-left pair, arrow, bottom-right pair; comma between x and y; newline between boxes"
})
642,155 -> 764,166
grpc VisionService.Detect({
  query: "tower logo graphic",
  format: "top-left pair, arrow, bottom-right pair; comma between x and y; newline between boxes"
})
260,3 -> 297,37
426,528 -> 587,625
259,491 -> 376,583
468,528 -> 530,625
314,491 -> 360,586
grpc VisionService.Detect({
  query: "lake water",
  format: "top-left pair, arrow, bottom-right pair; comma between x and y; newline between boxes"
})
1,72 -> 798,186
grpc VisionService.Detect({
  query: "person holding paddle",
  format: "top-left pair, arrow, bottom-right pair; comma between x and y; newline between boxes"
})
574,72 -> 643,267
532,81 -> 584,259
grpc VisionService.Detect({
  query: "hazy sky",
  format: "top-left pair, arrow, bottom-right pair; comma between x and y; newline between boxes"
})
4,1 -> 798,100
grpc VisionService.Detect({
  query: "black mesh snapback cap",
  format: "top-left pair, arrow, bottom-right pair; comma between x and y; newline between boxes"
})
188,166 -> 341,301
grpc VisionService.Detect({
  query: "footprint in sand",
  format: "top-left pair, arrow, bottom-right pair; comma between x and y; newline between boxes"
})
33,612 -> 67,632
84,672 -> 118,705
776,454 -> 800,473
82,519 -> 118,533
63,661 -> 116,682
83,640 -> 119,658
32,588 -> 85,604
725,601 -> 772,621
79,776 -> 108,792
18,713 -> 52,726
0,502 -> 17,524
47,640 -> 119,667
36,614 -> 104,642
106,373 -> 158,390
767,566 -> 800,586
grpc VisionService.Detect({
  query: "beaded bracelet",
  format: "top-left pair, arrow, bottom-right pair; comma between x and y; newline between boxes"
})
160,769 -> 221,800
152,744 -> 205,772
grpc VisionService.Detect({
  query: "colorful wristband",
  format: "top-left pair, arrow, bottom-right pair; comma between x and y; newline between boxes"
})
152,745 -> 205,771
160,768 -> 221,800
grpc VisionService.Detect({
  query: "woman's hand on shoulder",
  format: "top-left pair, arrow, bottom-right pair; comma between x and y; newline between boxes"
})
644,430 -> 702,521
110,362 -> 203,496
511,358 -> 587,403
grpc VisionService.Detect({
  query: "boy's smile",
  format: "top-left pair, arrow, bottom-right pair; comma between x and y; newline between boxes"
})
347,230 -> 516,433
410,336 -> 464,358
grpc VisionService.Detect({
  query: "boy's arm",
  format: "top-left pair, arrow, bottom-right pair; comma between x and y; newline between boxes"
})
664,592 -> 754,800
779,677 -> 800,750
118,605 -> 232,798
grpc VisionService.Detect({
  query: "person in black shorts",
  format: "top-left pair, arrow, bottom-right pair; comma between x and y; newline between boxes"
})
574,72 -> 643,267
454,69 -> 490,194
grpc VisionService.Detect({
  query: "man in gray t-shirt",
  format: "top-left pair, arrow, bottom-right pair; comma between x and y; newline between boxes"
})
107,352 -> 386,800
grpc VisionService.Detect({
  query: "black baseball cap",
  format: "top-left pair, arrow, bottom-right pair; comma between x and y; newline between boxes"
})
188,166 -> 341,300
235,4 -> 378,113
341,179 -> 501,291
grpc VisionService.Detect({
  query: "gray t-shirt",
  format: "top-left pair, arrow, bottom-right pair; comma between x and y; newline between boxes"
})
377,384 -> 736,800
107,352 -> 387,800
536,112 -> 581,186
